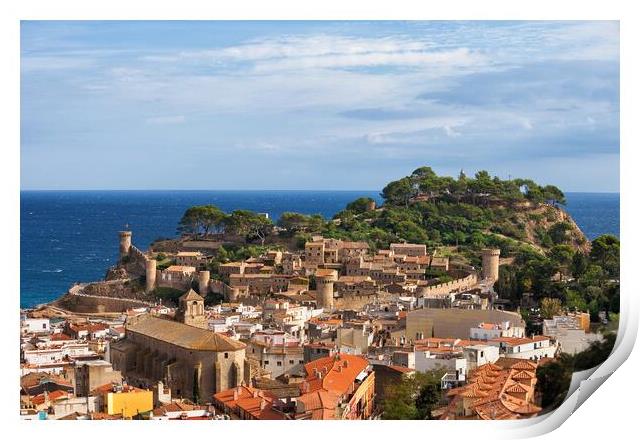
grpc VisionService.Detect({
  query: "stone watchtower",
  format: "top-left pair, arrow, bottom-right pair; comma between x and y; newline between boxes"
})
176,289 -> 207,329
481,248 -> 501,282
145,258 -> 157,293
315,269 -> 338,311
119,231 -> 132,260
198,270 -> 210,296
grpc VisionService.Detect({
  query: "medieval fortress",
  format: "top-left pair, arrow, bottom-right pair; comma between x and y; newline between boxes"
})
55,230 -> 502,315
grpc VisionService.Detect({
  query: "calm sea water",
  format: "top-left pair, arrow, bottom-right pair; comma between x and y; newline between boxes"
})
20,191 -> 619,308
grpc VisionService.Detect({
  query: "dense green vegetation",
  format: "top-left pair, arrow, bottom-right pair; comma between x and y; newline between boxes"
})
496,234 -> 620,324
152,286 -> 184,305
322,167 -> 584,256
382,370 -> 445,420
177,205 -> 273,245
536,333 -> 616,410
175,166 -> 619,325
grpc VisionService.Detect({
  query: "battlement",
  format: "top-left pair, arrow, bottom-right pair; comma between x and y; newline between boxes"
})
418,274 -> 478,298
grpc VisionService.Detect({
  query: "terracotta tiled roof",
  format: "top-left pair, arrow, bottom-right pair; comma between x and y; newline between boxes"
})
510,360 -> 537,371
505,383 -> 529,394
31,390 -> 68,405
165,265 -> 196,272
301,354 -> 369,398
126,315 -> 245,352
442,361 -> 541,420
512,370 -> 535,380
152,401 -> 206,416
296,390 -> 340,420
179,289 -> 204,302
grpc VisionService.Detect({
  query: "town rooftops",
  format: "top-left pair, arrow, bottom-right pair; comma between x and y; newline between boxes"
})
30,389 -> 69,405
90,383 -> 145,396
165,265 -> 197,273
315,269 -> 338,277
152,401 -> 207,417
179,289 -> 204,302
488,336 -> 550,346
176,251 -> 203,257
302,353 -> 369,397
125,315 -> 245,352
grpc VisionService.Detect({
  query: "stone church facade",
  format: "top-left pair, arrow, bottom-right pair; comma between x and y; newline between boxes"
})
110,314 -> 248,403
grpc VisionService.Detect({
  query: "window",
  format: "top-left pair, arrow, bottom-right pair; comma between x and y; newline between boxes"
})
264,361 -> 269,366
289,360 -> 295,365
277,361 -> 282,366
299,360 -> 304,364
224,353 -> 229,359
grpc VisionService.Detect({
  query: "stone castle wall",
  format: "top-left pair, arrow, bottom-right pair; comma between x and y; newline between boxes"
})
334,291 -> 394,311
55,293 -> 153,313
417,273 -> 478,298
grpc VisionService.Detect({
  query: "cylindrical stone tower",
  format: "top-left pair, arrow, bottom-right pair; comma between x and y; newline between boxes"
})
119,231 -> 132,260
316,269 -> 338,310
482,248 -> 500,282
145,258 -> 157,293
198,270 -> 210,296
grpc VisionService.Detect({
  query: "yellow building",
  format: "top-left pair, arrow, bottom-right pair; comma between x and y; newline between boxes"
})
98,384 -> 153,419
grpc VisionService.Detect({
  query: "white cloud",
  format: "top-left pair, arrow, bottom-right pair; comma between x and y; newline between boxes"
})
21,56 -> 96,72
145,115 -> 185,125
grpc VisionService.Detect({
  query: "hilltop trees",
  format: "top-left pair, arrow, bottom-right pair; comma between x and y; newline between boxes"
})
177,205 -> 274,245
177,205 -> 227,237
378,166 -> 568,210
590,234 -> 620,277
345,197 -> 376,214
225,210 -> 273,245
277,212 -> 324,236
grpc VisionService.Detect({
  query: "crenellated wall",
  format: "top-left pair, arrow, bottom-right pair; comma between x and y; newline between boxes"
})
334,291 -> 394,311
417,273 -> 478,298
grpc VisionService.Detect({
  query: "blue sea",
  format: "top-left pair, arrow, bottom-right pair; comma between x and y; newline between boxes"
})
20,191 -> 619,308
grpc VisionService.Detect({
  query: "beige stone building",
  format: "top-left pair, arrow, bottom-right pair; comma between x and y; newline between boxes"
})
390,243 -> 427,257
110,315 -> 248,402
175,251 -> 209,269
175,289 -> 207,329
158,265 -> 196,290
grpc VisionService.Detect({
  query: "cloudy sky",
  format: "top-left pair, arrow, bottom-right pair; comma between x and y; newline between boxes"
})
21,21 -> 619,191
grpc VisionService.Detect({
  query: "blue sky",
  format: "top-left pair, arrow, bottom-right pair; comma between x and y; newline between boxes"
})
21,21 -> 619,191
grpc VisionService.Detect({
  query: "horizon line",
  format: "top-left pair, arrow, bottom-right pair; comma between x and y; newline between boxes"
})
19,188 -> 621,194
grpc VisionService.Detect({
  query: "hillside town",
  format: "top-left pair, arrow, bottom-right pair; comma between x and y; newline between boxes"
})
20,228 -> 605,421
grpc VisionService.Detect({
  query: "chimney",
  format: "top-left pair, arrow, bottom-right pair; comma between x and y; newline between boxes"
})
343,360 -> 349,368
260,399 -> 268,410
233,389 -> 239,401
253,390 -> 259,398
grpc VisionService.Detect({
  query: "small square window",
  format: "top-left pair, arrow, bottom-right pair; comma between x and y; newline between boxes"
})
224,353 -> 229,359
